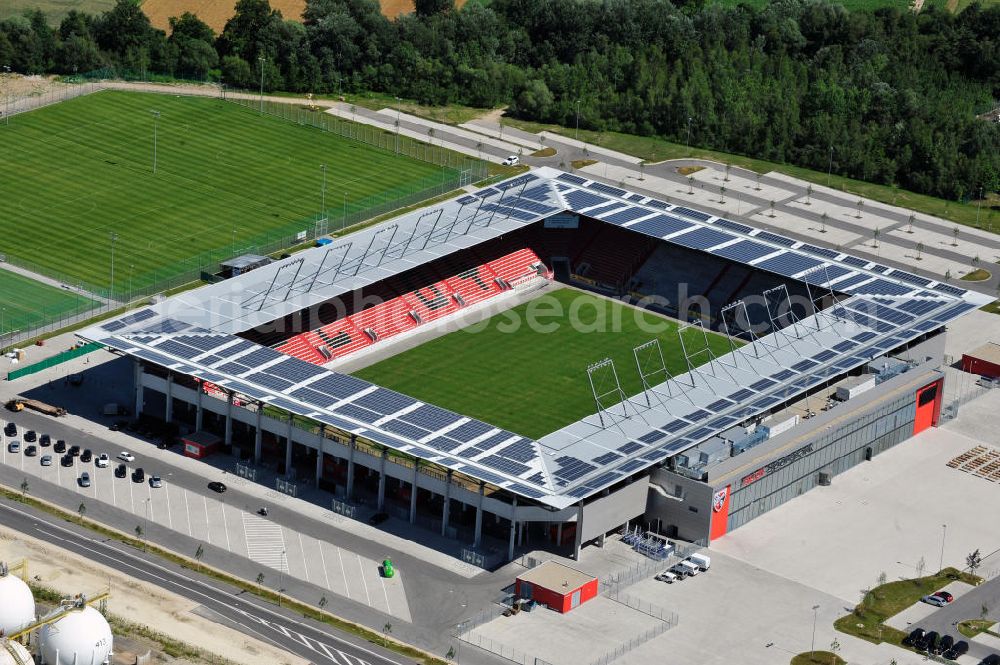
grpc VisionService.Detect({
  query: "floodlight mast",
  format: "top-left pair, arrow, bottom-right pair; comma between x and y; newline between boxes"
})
150,110 -> 160,174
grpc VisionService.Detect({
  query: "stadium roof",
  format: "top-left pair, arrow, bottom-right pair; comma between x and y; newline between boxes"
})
80,167 -> 989,509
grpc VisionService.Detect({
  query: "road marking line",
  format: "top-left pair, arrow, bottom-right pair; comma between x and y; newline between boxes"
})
110,468 -> 116,506
146,485 -> 154,523
318,540 -> 331,591
183,489 -> 192,537
165,483 -> 173,530
128,469 -> 134,514
298,532 -> 310,583
356,554 -> 371,607
221,501 -> 231,552
337,547 -> 349,599
203,495 -> 211,545
378,567 -> 391,616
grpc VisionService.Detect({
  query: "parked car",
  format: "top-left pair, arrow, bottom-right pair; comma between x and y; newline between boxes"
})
24,445 -> 37,457
381,558 -> 395,578
7,441 -> 20,454
207,481 -> 227,493
687,553 -> 711,571
933,591 -> 955,603
95,454 -> 110,468
938,635 -> 954,655
904,628 -> 925,646
501,155 -> 519,166
80,449 -> 92,463
980,655 -> 1000,665
149,476 -> 163,488
68,445 -> 81,457
23,430 -> 36,443
922,594 -> 949,607
118,451 -> 135,462
368,512 -> 389,526
78,472 -> 91,488
40,455 -> 52,467
131,467 -> 145,483
3,423 -> 15,437
39,434 -> 50,447
655,570 -> 679,583
114,463 -> 127,478
923,631 -> 939,653
54,440 -> 66,453
943,640 -> 968,660
61,455 -> 74,467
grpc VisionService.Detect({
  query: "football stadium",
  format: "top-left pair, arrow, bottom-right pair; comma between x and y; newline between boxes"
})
80,165 -> 988,567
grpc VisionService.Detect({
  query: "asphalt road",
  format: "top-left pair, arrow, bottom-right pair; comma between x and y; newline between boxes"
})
0,498 -> 410,665
912,575 -> 1000,661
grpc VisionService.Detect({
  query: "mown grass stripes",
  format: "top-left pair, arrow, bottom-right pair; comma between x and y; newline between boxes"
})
0,90 -> 453,295
0,270 -> 100,335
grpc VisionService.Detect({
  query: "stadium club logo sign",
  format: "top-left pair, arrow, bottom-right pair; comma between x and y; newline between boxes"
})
712,487 -> 729,512
740,443 -> 815,488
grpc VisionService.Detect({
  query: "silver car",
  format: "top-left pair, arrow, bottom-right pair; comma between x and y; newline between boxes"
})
40,455 -> 52,466
78,472 -> 91,488
149,476 -> 163,488
7,441 -> 20,453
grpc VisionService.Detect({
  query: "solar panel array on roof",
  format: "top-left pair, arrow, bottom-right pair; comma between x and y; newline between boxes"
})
553,456 -> 596,483
830,273 -> 873,291
754,231 -> 796,247
627,193 -> 645,202
892,271 -> 933,287
802,265 -> 851,285
798,244 -> 840,260
557,172 -> 588,185
646,199 -> 669,209
851,279 -> 912,296
671,227 -> 733,250
631,215 -> 693,238
672,206 -> 712,222
713,240 -> 775,263
933,283 -> 966,297
714,218 -> 753,234
604,206 -> 652,225
755,252 -> 823,277
584,202 -> 627,218
587,182 -> 627,197
564,189 -> 608,209
308,373 -> 368,400
841,256 -> 869,268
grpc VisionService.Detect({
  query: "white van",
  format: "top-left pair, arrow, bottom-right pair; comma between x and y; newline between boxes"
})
655,570 -> 679,583
676,560 -> 700,577
687,553 -> 711,571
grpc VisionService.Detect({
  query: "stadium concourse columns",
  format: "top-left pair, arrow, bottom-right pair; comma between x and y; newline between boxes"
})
285,413 -> 294,479
164,373 -> 174,422
410,461 -> 419,524
377,450 -> 388,511
474,481 -> 485,548
224,391 -> 234,447
254,407 -> 263,463
441,470 -> 453,537
508,497 -> 518,562
195,381 -> 204,432
133,360 -> 143,416
346,434 -> 356,497
315,426 -> 325,487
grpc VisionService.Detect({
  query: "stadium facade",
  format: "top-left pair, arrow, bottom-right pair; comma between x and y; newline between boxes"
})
80,166 -> 986,566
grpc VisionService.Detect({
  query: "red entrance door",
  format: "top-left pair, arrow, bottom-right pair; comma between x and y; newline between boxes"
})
914,379 -> 943,435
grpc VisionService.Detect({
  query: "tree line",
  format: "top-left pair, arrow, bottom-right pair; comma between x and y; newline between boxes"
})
1,0 -> 997,201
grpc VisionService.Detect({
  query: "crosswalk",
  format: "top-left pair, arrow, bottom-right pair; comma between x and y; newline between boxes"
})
231,607 -> 381,665
242,513 -> 287,571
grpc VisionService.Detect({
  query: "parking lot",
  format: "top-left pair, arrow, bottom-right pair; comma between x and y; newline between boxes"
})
0,418 -> 412,622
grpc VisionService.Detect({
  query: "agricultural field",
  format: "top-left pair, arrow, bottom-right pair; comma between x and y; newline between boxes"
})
0,270 -> 100,338
0,90 -> 454,296
354,288 -> 736,438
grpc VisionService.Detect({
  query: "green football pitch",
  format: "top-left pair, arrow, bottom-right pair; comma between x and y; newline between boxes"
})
0,270 -> 100,337
0,90 -> 454,297
354,288 -> 737,438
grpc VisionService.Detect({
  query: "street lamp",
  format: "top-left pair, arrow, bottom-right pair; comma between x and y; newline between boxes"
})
685,116 -> 693,155
278,549 -> 287,605
575,99 -> 581,140
128,264 -> 134,304
320,164 -> 327,221
143,498 -> 150,549
150,110 -> 160,174
343,192 -> 348,230
810,604 -> 820,656
939,524 -> 947,572
455,620 -> 468,663
258,56 -> 266,115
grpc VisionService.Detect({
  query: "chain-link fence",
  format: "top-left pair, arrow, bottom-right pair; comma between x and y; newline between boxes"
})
940,362 -> 998,421
0,80 -> 104,120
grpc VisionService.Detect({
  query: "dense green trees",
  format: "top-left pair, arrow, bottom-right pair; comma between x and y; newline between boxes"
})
0,0 -> 997,200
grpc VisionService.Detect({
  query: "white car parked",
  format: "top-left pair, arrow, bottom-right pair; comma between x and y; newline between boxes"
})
96,454 -> 110,468
501,155 -> 519,166
117,451 -> 135,462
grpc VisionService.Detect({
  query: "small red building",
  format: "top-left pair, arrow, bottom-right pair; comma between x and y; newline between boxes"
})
515,560 -> 598,613
182,431 -> 222,459
962,342 -> 1000,380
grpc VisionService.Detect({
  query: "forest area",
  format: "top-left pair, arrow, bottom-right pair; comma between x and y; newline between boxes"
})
1,0 -> 998,201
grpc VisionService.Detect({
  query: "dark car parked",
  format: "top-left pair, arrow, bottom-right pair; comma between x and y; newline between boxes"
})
944,640 -> 969,660
69,445 -> 81,457
923,631 -> 939,653
39,434 -> 50,446
53,440 -> 66,453
980,655 -> 1000,665
938,635 -> 954,655
61,455 -> 74,467
24,445 -> 37,457
132,467 -> 145,483
115,463 -> 127,478
3,423 -> 15,437
23,430 -> 36,443
81,449 -> 92,463
904,628 -> 925,646
207,481 -> 227,493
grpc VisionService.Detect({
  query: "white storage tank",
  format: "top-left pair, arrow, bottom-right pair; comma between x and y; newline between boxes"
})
40,605 -> 112,665
0,639 -> 32,665
0,572 -> 35,636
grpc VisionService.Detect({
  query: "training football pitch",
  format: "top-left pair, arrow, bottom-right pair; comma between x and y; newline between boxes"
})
0,270 -> 100,337
0,90 -> 454,296
354,288 -> 737,438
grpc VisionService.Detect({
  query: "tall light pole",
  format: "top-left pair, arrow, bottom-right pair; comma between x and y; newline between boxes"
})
394,97 -> 401,154
939,523 -> 947,572
685,116 -> 693,156
278,549 -> 287,605
128,264 -> 134,304
150,110 -> 160,174
143,498 -> 150,550
810,604 -> 820,656
342,192 -> 348,229
976,187 -> 984,227
109,232 -> 118,301
827,145 -> 834,187
258,56 -> 266,115
575,99 -> 581,140
320,164 -> 327,221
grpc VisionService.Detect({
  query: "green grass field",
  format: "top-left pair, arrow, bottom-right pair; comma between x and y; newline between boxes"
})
0,90 -> 454,297
0,270 -> 100,336
354,288 -> 736,438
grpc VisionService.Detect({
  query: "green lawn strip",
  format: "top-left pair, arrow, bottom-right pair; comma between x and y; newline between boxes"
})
1,90 -> 453,294
790,652 -> 846,665
980,301 -> 1000,315
957,619 -> 998,638
0,485 -> 449,665
961,268 -> 992,281
834,568 -> 982,647
0,271 -> 101,335
355,288 -> 736,438
504,118 -> 995,232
